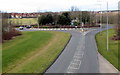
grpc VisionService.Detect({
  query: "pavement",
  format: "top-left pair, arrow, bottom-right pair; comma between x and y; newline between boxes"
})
17,26 -> 119,73
98,53 -> 118,73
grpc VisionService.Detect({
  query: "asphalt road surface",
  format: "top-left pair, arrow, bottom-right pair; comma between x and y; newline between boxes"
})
45,29 -> 99,73
18,25 -> 113,73
45,27 -> 112,73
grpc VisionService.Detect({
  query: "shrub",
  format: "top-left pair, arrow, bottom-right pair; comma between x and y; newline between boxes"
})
2,29 -> 21,42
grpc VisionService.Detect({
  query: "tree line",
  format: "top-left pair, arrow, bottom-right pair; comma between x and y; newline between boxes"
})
38,11 -> 95,26
38,11 -> 119,26
38,12 -> 71,26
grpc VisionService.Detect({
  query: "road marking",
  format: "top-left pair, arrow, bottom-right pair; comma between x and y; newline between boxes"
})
71,62 -> 80,65
75,53 -> 83,56
66,50 -> 84,73
66,31 -> 85,73
68,66 -> 80,70
67,69 -> 76,73
71,60 -> 81,65
67,60 -> 81,73
73,55 -> 82,59
75,51 -> 84,54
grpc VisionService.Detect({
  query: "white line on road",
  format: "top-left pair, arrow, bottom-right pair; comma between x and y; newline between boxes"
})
66,30 -> 86,73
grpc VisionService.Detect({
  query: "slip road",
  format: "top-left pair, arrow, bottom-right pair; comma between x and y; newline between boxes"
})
45,28 -> 102,73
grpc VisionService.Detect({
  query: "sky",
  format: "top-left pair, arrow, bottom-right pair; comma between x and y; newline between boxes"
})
0,0 -> 119,13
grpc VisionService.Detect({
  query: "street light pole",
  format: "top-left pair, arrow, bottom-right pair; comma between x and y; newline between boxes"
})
100,4 -> 102,32
90,11 -> 92,26
96,11 -> 98,25
107,1 -> 109,51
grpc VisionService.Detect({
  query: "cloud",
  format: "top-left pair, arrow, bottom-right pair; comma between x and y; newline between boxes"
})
0,0 -> 119,12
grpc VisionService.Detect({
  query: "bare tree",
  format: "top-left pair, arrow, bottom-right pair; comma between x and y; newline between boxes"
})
2,12 -> 21,42
70,6 -> 79,11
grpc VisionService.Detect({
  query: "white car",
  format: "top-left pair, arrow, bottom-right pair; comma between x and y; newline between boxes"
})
19,26 -> 24,30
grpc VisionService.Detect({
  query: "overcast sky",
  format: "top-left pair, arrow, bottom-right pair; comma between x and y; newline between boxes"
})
0,0 -> 119,12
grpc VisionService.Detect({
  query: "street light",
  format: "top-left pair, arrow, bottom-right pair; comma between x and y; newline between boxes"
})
100,6 -> 102,29
96,12 -> 98,25
106,1 -> 109,51
90,11 -> 91,26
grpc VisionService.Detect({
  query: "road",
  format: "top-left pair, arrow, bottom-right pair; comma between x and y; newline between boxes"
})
17,26 -> 114,73
44,28 -> 100,73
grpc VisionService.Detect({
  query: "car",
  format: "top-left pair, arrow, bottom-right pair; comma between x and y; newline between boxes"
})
26,25 -> 31,29
19,26 -> 24,30
75,26 -> 77,29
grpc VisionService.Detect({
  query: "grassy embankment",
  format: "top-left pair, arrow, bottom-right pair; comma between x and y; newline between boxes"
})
3,31 -> 70,73
9,18 -> 37,25
96,29 -> 119,70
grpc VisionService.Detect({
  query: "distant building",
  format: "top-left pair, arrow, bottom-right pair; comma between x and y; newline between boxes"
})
9,12 -> 62,18
10,13 -> 40,18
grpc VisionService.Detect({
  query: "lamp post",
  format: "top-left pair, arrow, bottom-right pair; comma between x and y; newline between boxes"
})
106,1 -> 109,51
96,12 -> 98,25
99,4 -> 102,30
90,11 -> 91,26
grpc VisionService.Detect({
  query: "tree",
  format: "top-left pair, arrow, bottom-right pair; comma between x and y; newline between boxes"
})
70,6 -> 79,11
89,11 -> 96,25
2,13 -> 11,32
52,14 -> 59,25
38,14 -> 53,25
38,15 -> 46,25
81,11 -> 90,24
46,14 -> 53,24
58,15 -> 67,25
58,12 -> 71,25
1,12 -> 21,42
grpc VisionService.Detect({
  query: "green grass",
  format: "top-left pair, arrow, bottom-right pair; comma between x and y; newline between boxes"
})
0,44 -> 2,73
96,29 -> 119,70
3,31 -> 70,73
9,18 -> 37,25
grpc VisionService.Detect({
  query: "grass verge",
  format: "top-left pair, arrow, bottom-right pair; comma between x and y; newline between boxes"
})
96,29 -> 119,70
3,31 -> 70,73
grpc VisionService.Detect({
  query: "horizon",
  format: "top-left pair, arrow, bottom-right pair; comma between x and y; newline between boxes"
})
1,9 -> 119,13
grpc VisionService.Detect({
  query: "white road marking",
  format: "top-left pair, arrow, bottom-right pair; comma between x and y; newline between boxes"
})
75,53 -> 83,56
67,69 -> 76,73
70,62 -> 80,65
73,55 -> 82,59
67,60 -> 82,73
71,60 -> 81,65
75,51 -> 84,54
66,30 -> 87,73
